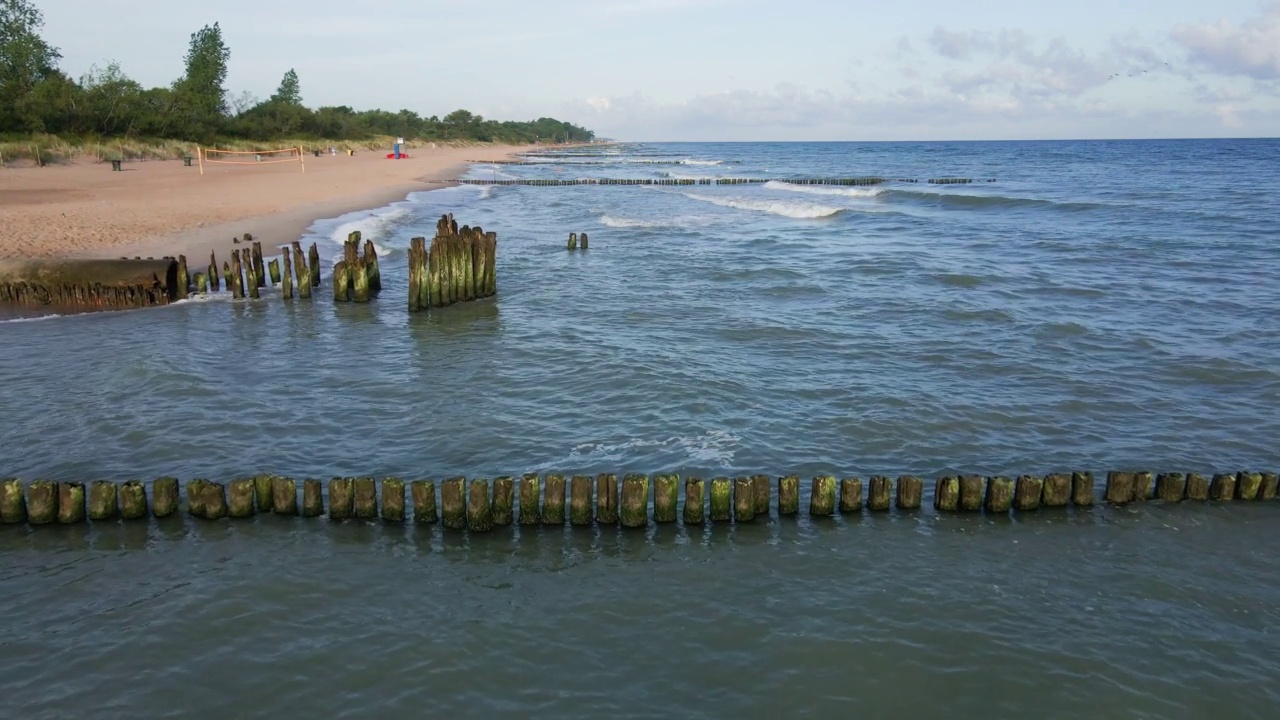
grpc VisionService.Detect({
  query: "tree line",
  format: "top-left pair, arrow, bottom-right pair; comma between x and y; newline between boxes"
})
0,1 -> 595,144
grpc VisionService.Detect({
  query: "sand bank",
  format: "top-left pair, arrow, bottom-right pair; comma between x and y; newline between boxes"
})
0,143 -> 533,262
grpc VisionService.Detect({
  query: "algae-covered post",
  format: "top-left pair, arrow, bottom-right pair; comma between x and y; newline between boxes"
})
934,476 -> 959,512
308,243 -> 321,286
1186,473 -> 1210,501
353,477 -> 377,519
119,480 -> 147,519
493,477 -> 515,526
840,477 -> 862,513
733,477 -> 755,522
867,476 -> 891,512
467,479 -> 492,531
1014,475 -> 1042,512
58,482 -> 86,524
1156,472 -> 1186,502
209,251 -> 221,291
567,232 -> 578,250
621,474 -> 649,528
303,479 -> 325,517
985,476 -> 1014,513
570,475 -> 593,525
273,476 -> 298,515
778,475 -> 800,515
709,477 -> 731,522
153,477 -> 179,517
752,474 -> 770,516
684,477 -> 705,524
268,258 -> 281,286
519,473 -> 541,525
229,478 -> 256,518
411,480 -> 436,523
1105,472 -> 1135,504
281,252 -> 293,299
897,476 -> 924,511
1072,471 -> 1094,506
543,474 -> 567,525
653,473 -> 678,523
596,473 -> 618,524
441,476 -> 465,529
328,477 -> 355,520
27,480 -> 57,524
809,475 -> 836,516
1042,473 -> 1071,507
88,480 -> 118,521
0,478 -> 27,524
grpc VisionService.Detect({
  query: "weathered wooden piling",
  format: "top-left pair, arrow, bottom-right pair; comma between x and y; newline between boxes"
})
332,261 -> 350,302
328,477 -> 355,520
958,474 -> 983,511
119,480 -> 146,519
621,473 -> 649,528
363,239 -> 381,293
308,243 -> 320,286
175,255 -> 189,299
934,476 -> 960,512
1072,471 -> 1094,506
734,477 -> 755,521
580,232 -> 589,250
544,473 -> 567,525
245,247 -> 260,299
185,479 -> 208,519
1014,475 -> 1043,511
351,256 -> 370,303
58,482 -> 85,524
1105,472 -> 1135,504
0,478 -> 26,524
896,476 -> 924,510
984,476 -> 1014,513
1042,473 -> 1071,507
209,251 -> 221,291
1261,473 -> 1278,501
269,476 -> 297,515
251,240 -> 265,288
467,479 -> 492,531
653,473 -> 679,523
228,478 -> 256,518
408,237 -> 428,311
778,475 -> 800,515
88,480 -> 118,520
427,237 -> 443,308
1236,471 -> 1263,501
201,481 -> 228,520
810,475 -> 836,516
1131,471 -> 1153,502
27,480 -> 57,524
570,475 -> 593,525
281,252 -> 293,299
1185,473 -> 1210,501
302,479 -> 324,517
194,272 -> 207,293
229,250 -> 245,299
255,474 -> 274,513
596,473 -> 618,524
567,232 -> 578,250
441,477 -> 466,529
411,480 -> 436,523
353,477 -> 377,519
840,477 -> 862,512
684,477 -> 705,524
493,477 -> 514,525
519,473 -> 541,525
752,474 -> 770,515
1155,473 -> 1186,502
867,476 -> 892,511
1210,473 -> 1236,501
709,477 -> 731,522
153,477 -> 179,517
268,258 -> 281,285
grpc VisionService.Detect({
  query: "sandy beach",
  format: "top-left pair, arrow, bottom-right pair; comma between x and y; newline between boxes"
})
0,143 -> 532,262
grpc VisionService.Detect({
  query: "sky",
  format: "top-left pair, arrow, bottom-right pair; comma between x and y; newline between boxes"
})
35,0 -> 1280,141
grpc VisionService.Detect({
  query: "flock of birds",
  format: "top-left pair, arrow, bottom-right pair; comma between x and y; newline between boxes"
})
1108,61 -> 1171,80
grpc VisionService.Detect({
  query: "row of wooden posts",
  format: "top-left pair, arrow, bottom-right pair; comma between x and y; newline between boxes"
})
567,233 -> 589,250
407,214 -> 498,311
332,232 -> 383,303
454,177 -> 987,187
2,470 -> 1275,529
182,234 -> 322,302
472,159 -> 702,166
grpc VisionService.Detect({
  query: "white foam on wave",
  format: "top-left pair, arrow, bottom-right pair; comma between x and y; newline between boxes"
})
0,313 -> 62,324
681,159 -> 723,166
599,214 -> 706,229
554,430 -> 741,466
320,205 -> 410,261
764,180 -> 882,198
683,192 -> 844,219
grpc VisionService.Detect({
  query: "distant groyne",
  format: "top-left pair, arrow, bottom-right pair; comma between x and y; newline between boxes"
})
456,177 -> 993,186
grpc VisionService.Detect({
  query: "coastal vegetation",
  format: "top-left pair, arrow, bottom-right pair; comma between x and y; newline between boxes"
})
0,1 -> 594,162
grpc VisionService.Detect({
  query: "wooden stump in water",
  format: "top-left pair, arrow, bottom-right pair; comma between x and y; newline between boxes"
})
934,476 -> 960,512
58,482 -> 85,524
351,259 -> 370,303
209,251 -> 220,292
1185,473 -> 1210,501
620,474 -> 649,528
187,480 -> 209,519
709,477 -> 731,522
201,481 -> 228,520
411,480 -> 436,523
1014,475 -> 1043,511
268,258 -> 281,285
332,261 -> 350,302
958,474 -> 984,511
493,477 -> 514,526
810,475 -> 836,516
308,243 -> 320,286
596,473 -> 618,524
427,238 -> 443,308
1131,471 -> 1153,502
684,477 -> 705,524
580,232 -> 589,250
519,473 -> 541,525
273,477 -> 298,515
153,477 -> 179,517
653,474 -> 678,523
840,478 -> 862,512
570,475 -> 593,525
251,241 -> 266,288
1260,473 -> 1278,501
1072,471 -> 1094,506
0,478 -> 26,524
291,243 -> 310,298
734,477 -> 755,522
752,474 -> 770,516
230,250 -> 245,299
27,480 -> 57,524
408,237 -> 427,312
467,479 -> 492,531
255,475 -> 274,514
88,480 -> 118,521
1236,471 -> 1263,501
281,252 -> 293,299
228,478 -> 256,518
485,231 -> 498,296
303,479 -> 324,517
567,232 -> 578,250
363,239 -> 381,293
1210,473 -> 1236,501
867,476 -> 892,511
441,477 -> 466,529
778,475 -> 800,515
119,480 -> 147,519
353,477 -> 377,518
328,478 -> 355,520
543,474 -> 567,525
984,476 -> 1014,514
1042,474 -> 1071,507
176,255 -> 189,300
1155,473 -> 1186,502
896,476 -> 924,510
1105,472 -> 1135,504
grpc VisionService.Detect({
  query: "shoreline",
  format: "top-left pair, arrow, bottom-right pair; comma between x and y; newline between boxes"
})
0,142 -> 543,265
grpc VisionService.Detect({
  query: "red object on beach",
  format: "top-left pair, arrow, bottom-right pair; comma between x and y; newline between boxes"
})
385,153 -> 410,159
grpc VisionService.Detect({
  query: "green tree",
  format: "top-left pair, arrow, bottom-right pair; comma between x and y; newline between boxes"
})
0,0 -> 62,130
270,68 -> 300,105
171,22 -> 229,139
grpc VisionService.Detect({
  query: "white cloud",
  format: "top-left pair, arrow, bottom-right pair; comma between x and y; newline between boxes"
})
1172,2 -> 1280,79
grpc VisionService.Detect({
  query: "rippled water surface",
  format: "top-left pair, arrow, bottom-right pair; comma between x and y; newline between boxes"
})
3,140 -> 1279,717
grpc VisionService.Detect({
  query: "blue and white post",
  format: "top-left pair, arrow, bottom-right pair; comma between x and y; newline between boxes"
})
393,137 -> 404,160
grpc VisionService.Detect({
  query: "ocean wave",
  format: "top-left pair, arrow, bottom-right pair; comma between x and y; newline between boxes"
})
322,206 -> 410,260
600,215 -> 672,229
683,193 -> 844,219
764,181 -> 882,198
0,313 -> 63,324
681,159 -> 723,166
884,188 -> 1105,211
558,430 -> 741,466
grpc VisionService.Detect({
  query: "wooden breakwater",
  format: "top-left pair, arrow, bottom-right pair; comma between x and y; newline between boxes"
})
208,235 -> 322,302
407,214 -> 497,312
456,177 -> 998,187
1,470 -> 1274,530
331,231 -> 382,303
0,258 -> 180,309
